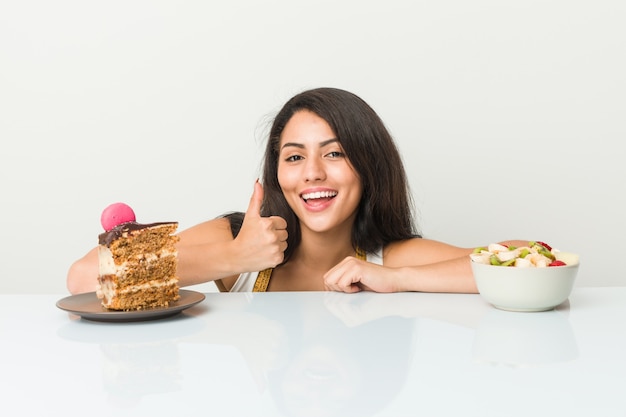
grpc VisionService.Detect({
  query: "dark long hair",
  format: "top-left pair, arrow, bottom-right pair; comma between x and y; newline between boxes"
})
228,87 -> 418,263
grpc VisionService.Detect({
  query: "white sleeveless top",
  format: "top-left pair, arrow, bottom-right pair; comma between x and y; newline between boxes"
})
229,247 -> 384,292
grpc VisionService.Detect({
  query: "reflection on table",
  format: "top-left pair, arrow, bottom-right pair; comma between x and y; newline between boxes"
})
1,288 -> 625,416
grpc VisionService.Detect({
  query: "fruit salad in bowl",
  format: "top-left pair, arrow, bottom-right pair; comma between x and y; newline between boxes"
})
470,241 -> 580,312
470,241 -> 576,268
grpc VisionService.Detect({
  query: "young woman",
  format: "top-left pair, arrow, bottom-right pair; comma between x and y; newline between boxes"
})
67,87 -> 526,294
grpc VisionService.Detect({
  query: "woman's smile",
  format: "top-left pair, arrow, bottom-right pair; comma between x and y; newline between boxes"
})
300,188 -> 339,211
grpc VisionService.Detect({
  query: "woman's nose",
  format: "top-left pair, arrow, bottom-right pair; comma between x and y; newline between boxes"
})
304,158 -> 326,182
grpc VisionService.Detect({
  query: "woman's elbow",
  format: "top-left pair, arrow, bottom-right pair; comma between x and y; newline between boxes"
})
67,249 -> 98,294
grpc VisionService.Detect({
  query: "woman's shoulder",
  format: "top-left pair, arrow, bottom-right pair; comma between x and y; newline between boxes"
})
383,237 -> 473,266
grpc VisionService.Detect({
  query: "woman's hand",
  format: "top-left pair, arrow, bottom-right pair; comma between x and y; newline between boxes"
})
323,256 -> 400,293
161,181 -> 289,289
232,181 -> 288,272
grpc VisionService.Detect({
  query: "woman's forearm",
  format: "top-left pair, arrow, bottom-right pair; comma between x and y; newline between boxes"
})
176,241 -> 242,286
394,256 -> 478,293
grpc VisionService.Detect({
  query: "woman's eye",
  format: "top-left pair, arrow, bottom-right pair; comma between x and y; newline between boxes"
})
326,151 -> 344,158
285,155 -> 303,162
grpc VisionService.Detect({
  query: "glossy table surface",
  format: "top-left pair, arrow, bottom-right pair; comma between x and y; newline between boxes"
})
1,288 -> 625,416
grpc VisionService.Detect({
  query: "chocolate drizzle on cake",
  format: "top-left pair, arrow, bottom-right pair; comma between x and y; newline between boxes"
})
99,221 -> 178,247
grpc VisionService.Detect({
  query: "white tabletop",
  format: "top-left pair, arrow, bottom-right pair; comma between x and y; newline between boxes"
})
1,288 -> 625,417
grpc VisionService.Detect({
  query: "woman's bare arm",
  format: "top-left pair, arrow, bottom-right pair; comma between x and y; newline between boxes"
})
323,239 -> 530,293
66,181 -> 288,294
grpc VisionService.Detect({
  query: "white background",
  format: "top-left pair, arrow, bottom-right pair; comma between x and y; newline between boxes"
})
1,0 -> 624,294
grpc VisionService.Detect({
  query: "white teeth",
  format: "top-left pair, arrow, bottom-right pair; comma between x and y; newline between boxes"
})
302,191 -> 338,200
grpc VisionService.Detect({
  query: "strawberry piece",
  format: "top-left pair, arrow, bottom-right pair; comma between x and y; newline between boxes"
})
548,260 -> 566,267
536,241 -> 552,251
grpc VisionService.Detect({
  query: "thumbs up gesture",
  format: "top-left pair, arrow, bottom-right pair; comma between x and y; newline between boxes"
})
233,181 -> 288,272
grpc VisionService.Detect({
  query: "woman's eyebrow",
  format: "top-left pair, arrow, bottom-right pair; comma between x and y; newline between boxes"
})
280,142 -> 305,150
319,138 -> 339,147
280,138 -> 339,151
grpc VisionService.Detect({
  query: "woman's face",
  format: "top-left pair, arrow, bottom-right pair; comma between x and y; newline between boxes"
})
277,110 -> 362,236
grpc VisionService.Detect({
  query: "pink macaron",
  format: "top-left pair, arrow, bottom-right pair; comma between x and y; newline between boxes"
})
101,202 -> 136,231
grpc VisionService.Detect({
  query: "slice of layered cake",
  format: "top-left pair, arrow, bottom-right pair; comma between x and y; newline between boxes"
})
97,203 -> 180,311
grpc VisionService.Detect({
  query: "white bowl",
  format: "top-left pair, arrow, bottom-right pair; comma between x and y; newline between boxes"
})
471,252 -> 580,312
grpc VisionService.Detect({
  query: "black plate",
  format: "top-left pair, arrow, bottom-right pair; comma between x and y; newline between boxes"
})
56,290 -> 205,322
